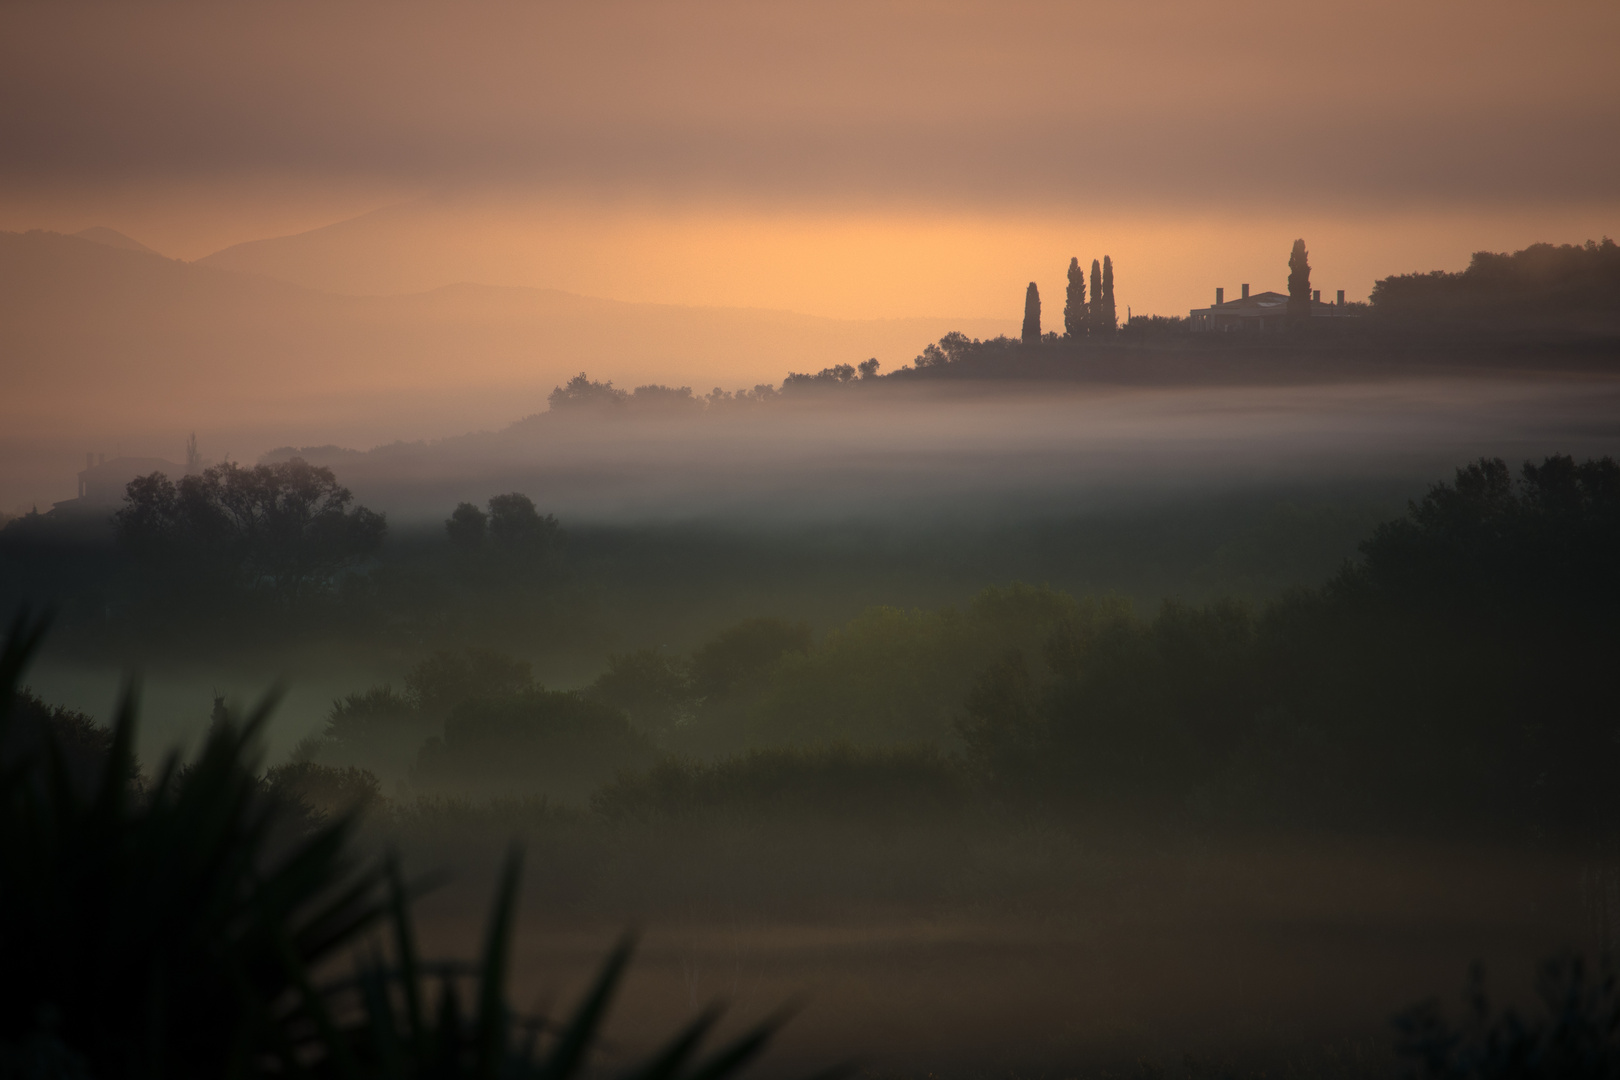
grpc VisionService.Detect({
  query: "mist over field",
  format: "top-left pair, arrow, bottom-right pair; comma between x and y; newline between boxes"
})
258,375 -> 1620,524
11,356 -> 1620,1074
6,2 -> 1620,1077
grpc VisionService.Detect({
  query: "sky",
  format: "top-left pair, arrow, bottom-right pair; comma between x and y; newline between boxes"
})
2,0 -> 1617,321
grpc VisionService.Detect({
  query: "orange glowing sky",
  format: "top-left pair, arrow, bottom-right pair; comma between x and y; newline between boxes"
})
2,0 -> 1616,320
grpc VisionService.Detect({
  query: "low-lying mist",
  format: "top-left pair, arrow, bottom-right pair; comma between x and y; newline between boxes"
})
9,370 -> 1620,1078
263,375 -> 1620,525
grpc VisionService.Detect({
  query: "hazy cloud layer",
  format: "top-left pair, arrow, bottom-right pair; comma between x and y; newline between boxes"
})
3,0 -> 1617,211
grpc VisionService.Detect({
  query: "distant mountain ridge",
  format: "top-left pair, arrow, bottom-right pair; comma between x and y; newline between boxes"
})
72,226 -> 164,257
195,202 -> 420,294
0,227 -> 1011,446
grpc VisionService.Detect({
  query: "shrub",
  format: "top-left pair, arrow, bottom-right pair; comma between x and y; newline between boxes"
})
414,689 -> 654,800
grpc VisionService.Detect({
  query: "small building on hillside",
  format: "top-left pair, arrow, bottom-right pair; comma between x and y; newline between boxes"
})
1189,284 -> 1360,332
53,454 -> 184,512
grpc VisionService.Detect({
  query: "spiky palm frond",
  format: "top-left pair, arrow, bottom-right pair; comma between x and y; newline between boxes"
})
0,609 -> 385,1078
289,846 -> 815,1080
2,609 -> 836,1080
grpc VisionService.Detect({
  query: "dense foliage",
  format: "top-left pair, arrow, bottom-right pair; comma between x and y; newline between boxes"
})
287,455 -> 1620,844
955,455 -> 1620,835
1371,238 -> 1620,329
116,457 -> 385,607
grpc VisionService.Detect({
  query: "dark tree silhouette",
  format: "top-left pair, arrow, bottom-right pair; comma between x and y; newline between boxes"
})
548,372 -> 627,410
1022,282 -> 1042,345
587,648 -> 692,736
687,617 -> 812,700
858,357 -> 881,379
783,363 -> 858,390
1089,259 -> 1103,332
1370,238 -> 1620,327
913,331 -> 979,370
116,458 -> 385,603
1288,238 -> 1312,322
414,688 -> 653,799
445,501 -> 488,550
1101,255 -> 1117,332
487,492 -> 559,551
1064,257 -> 1087,339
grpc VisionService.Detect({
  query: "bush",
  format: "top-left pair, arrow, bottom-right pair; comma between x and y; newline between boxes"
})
264,760 -> 382,819
414,689 -> 654,800
746,584 -> 1078,748
586,647 -> 692,737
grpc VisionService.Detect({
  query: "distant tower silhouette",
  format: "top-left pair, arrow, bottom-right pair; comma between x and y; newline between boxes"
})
1022,282 -> 1042,345
1064,257 -> 1087,339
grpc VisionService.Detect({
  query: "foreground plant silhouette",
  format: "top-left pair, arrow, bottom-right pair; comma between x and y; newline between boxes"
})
0,610 -> 810,1080
1395,955 -> 1620,1080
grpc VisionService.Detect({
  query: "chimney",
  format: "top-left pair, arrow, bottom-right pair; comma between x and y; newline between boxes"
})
1241,283 -> 1250,299
1312,289 -> 1320,303
1337,289 -> 1345,306
1215,287 -> 1224,305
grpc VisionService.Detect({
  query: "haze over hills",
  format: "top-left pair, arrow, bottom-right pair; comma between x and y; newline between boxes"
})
72,226 -> 165,257
0,228 -> 1013,507
196,201 -> 445,295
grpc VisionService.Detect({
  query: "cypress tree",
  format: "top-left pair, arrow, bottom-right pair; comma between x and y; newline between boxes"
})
1287,238 -> 1311,322
1064,257 -> 1086,339
1101,255 -> 1117,332
1088,259 -> 1102,331
1022,282 -> 1042,345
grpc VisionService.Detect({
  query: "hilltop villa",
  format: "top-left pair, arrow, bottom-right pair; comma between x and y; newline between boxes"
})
1189,285 -> 1360,332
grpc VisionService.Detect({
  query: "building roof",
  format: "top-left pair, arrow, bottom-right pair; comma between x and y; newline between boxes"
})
1190,292 -> 1359,319
78,456 -> 182,483
1200,291 -> 1289,316
55,456 -> 185,511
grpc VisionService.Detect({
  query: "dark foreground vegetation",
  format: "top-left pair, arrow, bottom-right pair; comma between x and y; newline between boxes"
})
6,451 -> 1620,1075
5,452 -> 1617,845
0,614 -> 814,1080
262,454 -> 1620,847
6,458 -> 1620,1076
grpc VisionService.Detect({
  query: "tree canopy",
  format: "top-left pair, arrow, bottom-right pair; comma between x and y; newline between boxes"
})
1021,282 -> 1042,345
116,458 -> 384,604
1287,238 -> 1312,322
1370,238 -> 1620,328
1064,257 -> 1087,339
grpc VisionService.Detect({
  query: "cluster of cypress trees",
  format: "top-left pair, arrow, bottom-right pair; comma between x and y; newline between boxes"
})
1020,255 -> 1118,345
1064,256 -> 1117,339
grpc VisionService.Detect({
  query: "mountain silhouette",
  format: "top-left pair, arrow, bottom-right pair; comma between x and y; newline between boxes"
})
1,229 -> 1009,446
71,226 -> 164,258
196,202 -> 422,294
